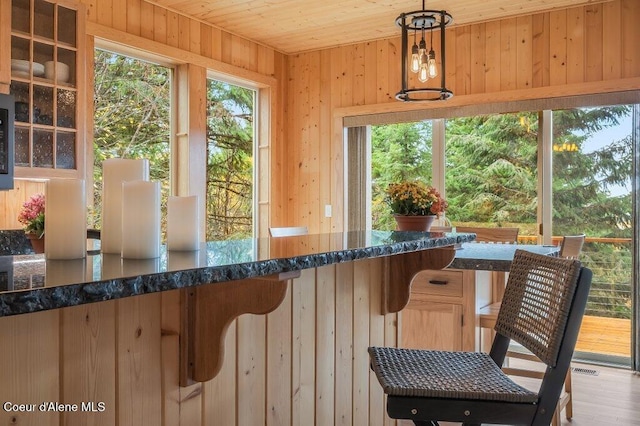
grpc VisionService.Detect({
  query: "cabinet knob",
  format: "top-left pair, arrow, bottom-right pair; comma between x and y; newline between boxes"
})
428,280 -> 448,285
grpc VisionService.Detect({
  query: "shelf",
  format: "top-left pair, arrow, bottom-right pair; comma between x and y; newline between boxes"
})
9,0 -> 82,175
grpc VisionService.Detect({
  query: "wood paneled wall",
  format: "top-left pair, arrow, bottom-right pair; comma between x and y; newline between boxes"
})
0,179 -> 46,229
284,0 -> 640,233
0,259 -> 398,426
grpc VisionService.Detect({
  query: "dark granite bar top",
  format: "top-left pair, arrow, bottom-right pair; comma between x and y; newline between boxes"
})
0,230 -> 35,255
0,230 -> 476,317
449,242 -> 560,271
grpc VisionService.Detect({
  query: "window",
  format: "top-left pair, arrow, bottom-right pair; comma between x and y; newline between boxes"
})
445,112 -> 538,235
362,101 -> 639,367
205,79 -> 256,240
370,121 -> 433,230
92,49 -> 171,235
551,105 -> 635,365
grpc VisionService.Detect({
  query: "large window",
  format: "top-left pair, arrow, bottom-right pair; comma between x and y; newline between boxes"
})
365,102 -> 638,367
205,79 -> 255,240
552,105 -> 634,364
93,49 -> 171,235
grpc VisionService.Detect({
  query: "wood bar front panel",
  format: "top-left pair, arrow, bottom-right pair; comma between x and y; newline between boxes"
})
0,258 -> 399,426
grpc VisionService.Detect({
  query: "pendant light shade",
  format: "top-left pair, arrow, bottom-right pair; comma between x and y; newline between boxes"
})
395,1 -> 453,102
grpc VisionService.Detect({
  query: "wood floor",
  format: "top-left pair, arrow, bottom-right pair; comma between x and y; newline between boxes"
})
555,362 -> 640,425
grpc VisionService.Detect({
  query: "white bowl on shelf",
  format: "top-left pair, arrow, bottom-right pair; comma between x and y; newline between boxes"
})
11,59 -> 45,77
11,59 -> 29,71
44,61 -> 70,83
32,62 -> 45,77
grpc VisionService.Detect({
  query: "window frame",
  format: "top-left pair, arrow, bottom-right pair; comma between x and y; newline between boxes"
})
87,26 -> 277,239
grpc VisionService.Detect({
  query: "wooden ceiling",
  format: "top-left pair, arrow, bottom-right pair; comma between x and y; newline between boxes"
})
149,0 -> 610,54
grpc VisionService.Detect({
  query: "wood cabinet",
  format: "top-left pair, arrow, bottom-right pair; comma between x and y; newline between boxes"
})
401,268 -> 491,352
0,6 -> 10,92
6,0 -> 85,178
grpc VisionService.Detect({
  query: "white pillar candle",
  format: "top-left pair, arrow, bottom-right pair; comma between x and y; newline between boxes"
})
101,158 -> 149,254
167,195 -> 200,251
45,179 -> 86,260
121,180 -> 160,259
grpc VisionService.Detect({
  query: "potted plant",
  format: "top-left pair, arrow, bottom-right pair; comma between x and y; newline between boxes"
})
385,181 -> 447,231
18,193 -> 45,253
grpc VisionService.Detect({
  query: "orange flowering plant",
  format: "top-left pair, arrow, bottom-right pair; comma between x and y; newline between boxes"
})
385,181 -> 447,217
18,193 -> 45,238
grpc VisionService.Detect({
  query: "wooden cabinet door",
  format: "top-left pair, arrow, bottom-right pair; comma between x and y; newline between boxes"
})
0,1 -> 10,91
401,301 -> 463,351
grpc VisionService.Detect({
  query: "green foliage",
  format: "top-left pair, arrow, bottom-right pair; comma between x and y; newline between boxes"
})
93,50 -> 171,233
445,112 -> 538,224
205,80 -> 254,240
371,122 -> 433,230
93,50 -> 254,242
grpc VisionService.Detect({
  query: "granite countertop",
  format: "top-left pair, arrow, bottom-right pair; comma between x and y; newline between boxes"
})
449,242 -> 561,271
0,230 -> 476,317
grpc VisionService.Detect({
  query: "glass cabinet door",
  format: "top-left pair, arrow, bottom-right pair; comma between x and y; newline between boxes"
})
9,0 -> 82,174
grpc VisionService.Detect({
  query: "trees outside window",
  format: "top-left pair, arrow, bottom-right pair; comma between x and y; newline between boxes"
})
552,106 -> 633,321
371,121 -> 433,230
445,112 -> 538,233
93,49 -> 171,234
205,80 -> 255,240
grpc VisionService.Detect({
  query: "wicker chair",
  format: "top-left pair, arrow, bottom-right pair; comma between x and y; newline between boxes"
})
368,250 -> 593,426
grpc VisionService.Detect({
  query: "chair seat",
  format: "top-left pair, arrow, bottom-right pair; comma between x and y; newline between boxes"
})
368,347 -> 538,403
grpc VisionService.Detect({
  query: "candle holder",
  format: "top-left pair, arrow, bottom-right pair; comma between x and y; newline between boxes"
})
167,195 -> 200,251
121,180 -> 160,259
44,178 -> 86,260
101,158 -> 149,254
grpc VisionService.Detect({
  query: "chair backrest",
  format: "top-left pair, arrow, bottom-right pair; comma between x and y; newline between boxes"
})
455,226 -> 519,243
492,250 -> 589,367
269,226 -> 309,237
559,234 -> 585,259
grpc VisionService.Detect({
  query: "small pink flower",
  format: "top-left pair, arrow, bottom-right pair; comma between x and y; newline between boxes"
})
18,193 -> 45,236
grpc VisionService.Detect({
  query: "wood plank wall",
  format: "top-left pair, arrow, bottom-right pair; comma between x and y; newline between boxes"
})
0,179 -> 46,229
0,258 -> 398,426
285,0 -> 640,233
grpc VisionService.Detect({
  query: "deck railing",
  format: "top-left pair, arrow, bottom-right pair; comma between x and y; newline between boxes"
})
519,235 -> 632,362
518,235 -> 633,320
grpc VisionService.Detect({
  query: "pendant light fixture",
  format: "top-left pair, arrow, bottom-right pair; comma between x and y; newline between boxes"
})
396,1 -> 453,101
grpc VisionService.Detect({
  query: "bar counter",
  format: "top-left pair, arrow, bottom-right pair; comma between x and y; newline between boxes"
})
0,230 -> 475,317
450,242 -> 560,271
0,230 -> 477,426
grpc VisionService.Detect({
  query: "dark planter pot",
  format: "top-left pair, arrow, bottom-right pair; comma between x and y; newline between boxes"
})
26,233 -> 45,254
393,215 -> 437,232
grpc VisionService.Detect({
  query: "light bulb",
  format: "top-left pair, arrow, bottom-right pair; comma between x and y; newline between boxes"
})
419,63 -> 429,83
410,43 -> 420,73
427,50 -> 437,78
418,38 -> 427,57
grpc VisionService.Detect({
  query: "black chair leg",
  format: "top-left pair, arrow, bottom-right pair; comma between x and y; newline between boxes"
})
413,421 -> 439,426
